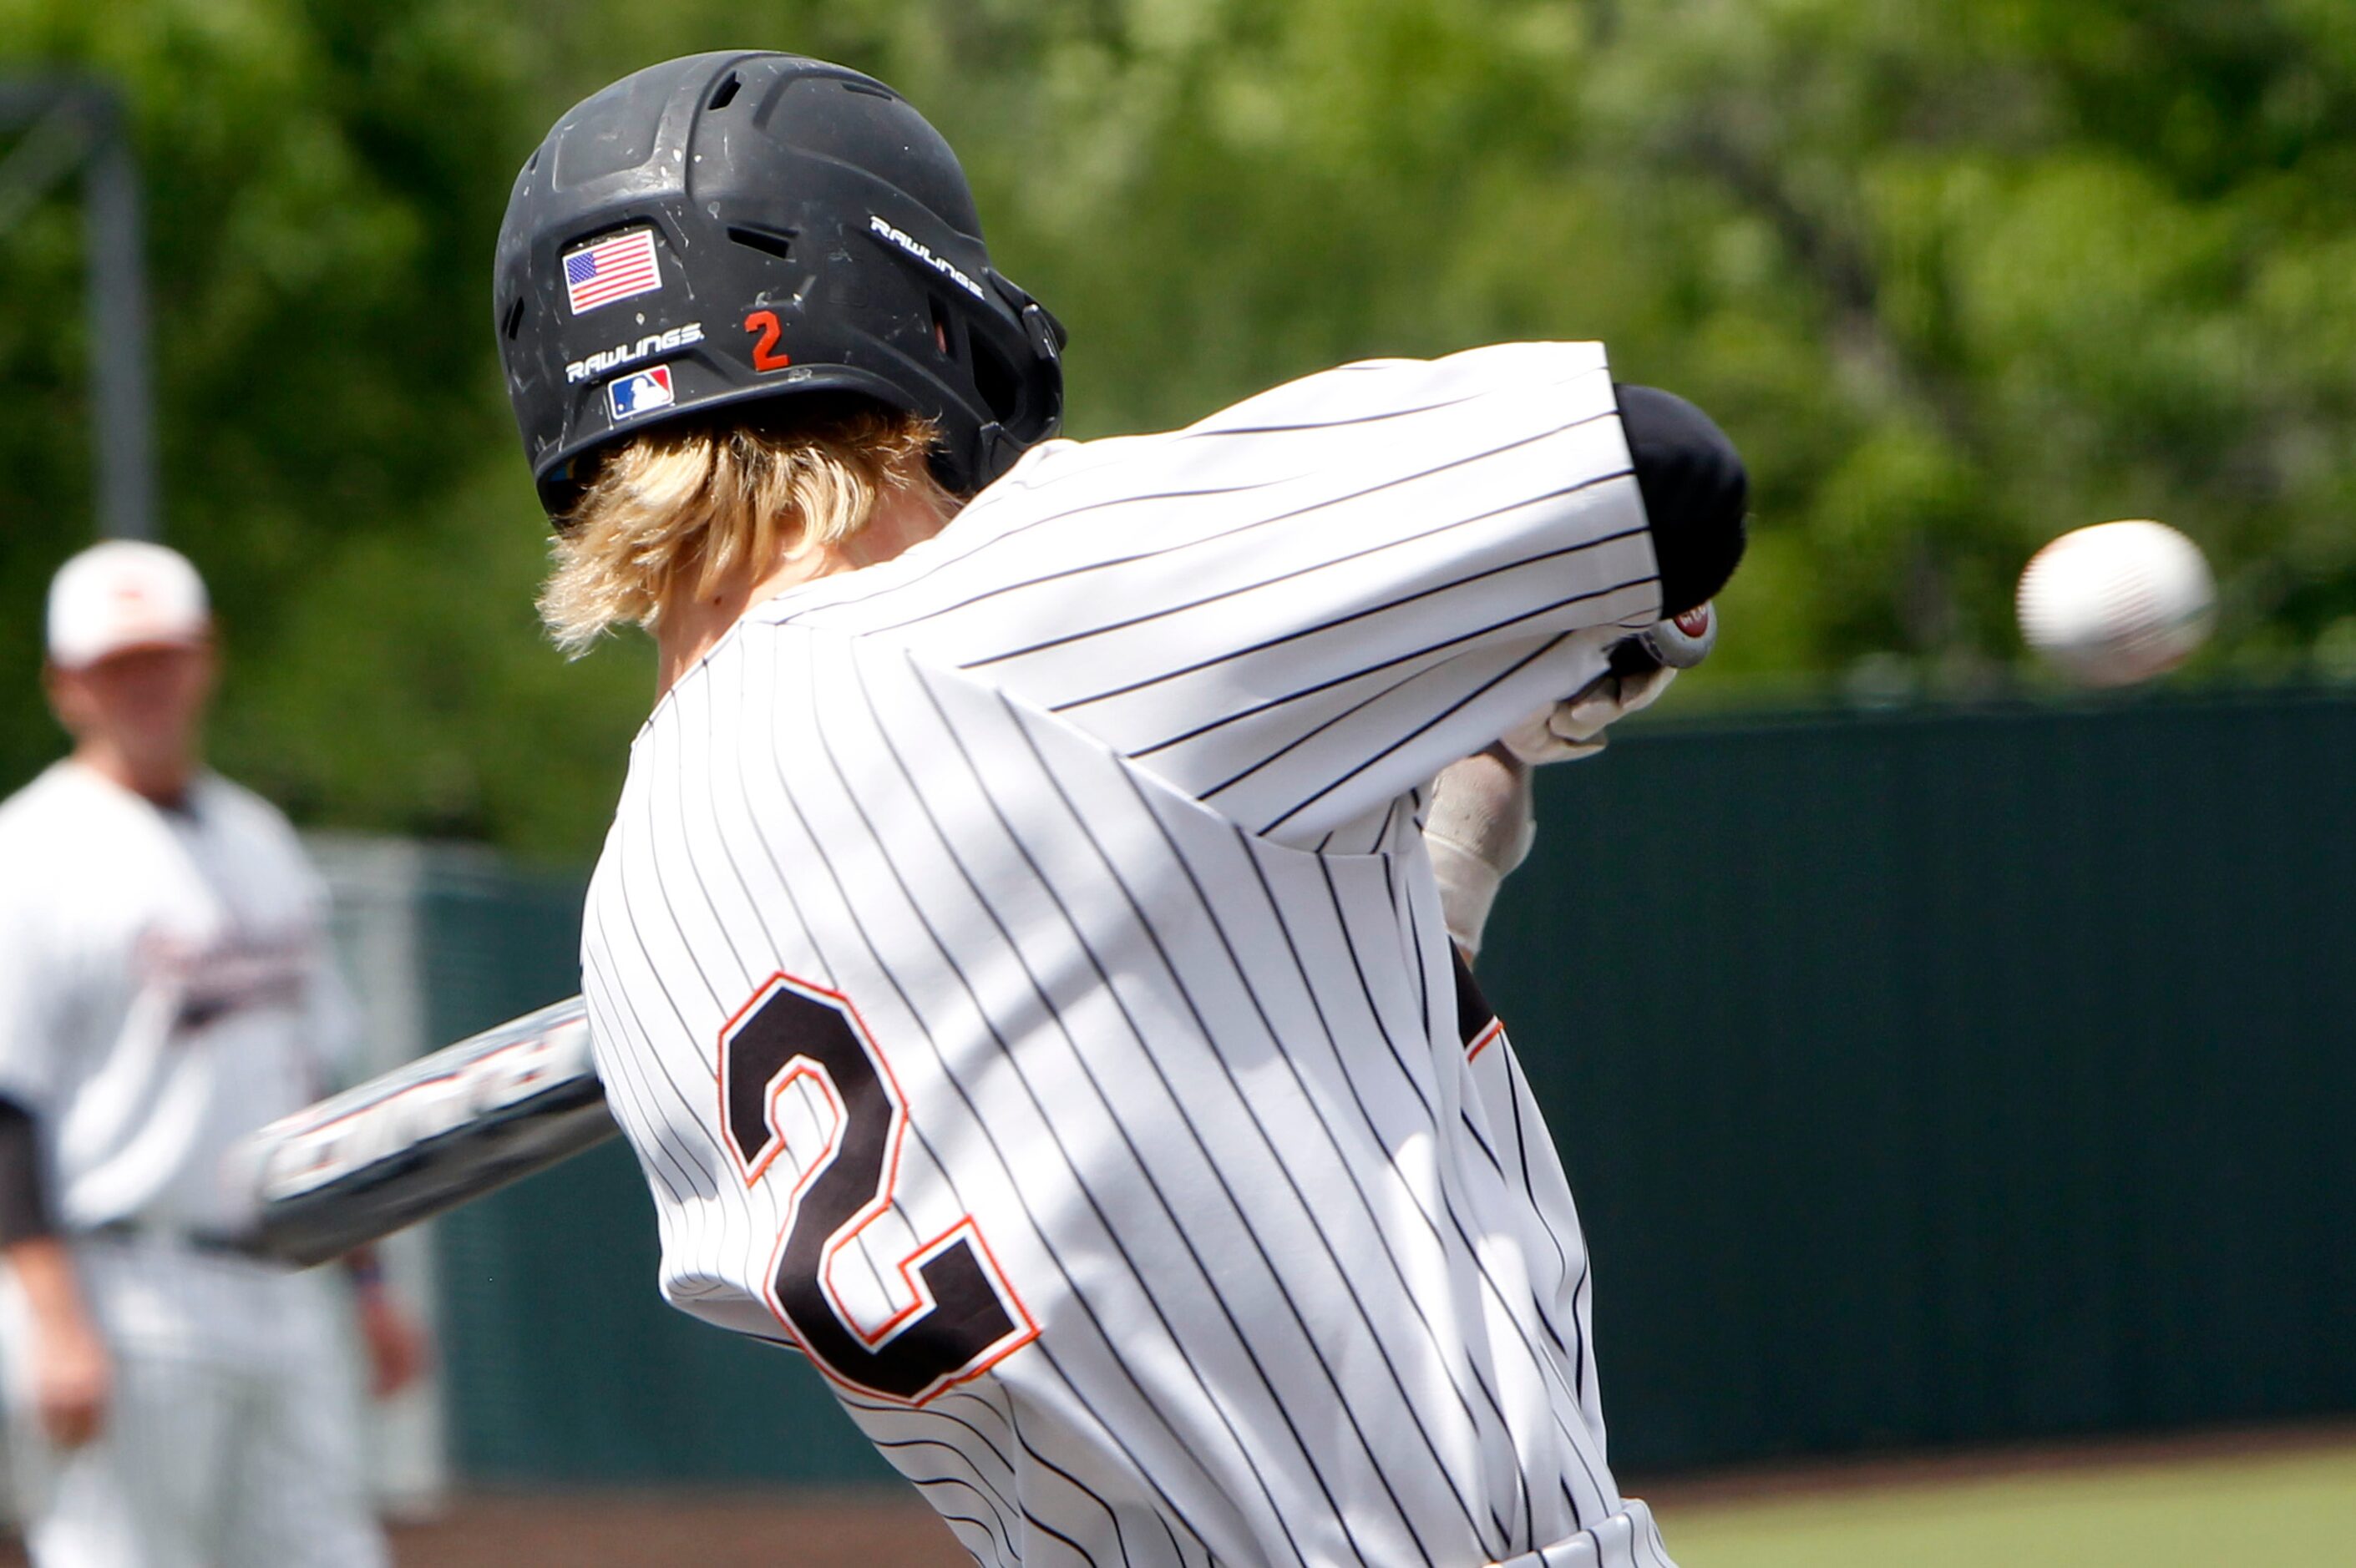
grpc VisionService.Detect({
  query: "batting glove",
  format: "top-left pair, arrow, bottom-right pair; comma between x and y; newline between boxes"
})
1498,661 -> 1679,766
1422,746 -> 1534,959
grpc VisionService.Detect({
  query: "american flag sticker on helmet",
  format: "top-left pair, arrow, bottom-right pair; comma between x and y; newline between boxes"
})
563,229 -> 661,316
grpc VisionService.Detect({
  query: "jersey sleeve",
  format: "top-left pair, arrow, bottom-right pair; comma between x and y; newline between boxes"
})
834,341 -> 1660,847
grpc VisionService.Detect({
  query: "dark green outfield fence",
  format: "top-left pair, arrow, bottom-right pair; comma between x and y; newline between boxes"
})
1487,688 -> 2356,1471
412,688 -> 2356,1482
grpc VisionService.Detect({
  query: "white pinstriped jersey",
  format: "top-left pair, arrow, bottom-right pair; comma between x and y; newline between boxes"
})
0,763 -> 355,1237
582,341 -> 1678,1568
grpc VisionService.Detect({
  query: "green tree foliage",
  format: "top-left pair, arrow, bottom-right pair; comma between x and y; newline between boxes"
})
0,0 -> 639,856
2,0 -> 2353,857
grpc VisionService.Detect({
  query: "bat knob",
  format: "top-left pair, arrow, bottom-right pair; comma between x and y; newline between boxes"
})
1610,600 -> 1719,675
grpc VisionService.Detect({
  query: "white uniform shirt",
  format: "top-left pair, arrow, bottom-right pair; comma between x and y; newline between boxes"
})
584,343 -> 1678,1567
0,761 -> 352,1237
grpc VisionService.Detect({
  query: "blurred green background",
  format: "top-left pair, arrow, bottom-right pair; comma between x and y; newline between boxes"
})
7,6 -> 2355,1557
7,0 -> 2356,857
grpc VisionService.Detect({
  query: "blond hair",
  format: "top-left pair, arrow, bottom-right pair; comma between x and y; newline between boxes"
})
539,407 -> 947,655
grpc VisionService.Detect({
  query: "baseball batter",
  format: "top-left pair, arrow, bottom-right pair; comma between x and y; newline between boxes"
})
0,542 -> 427,1567
495,53 -> 1745,1568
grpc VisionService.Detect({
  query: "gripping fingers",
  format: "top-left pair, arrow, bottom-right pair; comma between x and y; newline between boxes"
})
1500,664 -> 1678,765
1500,602 -> 1714,766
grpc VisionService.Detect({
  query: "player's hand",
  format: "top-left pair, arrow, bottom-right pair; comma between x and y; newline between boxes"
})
1424,746 -> 1534,959
356,1287 -> 432,1399
1498,661 -> 1678,766
33,1309 -> 110,1449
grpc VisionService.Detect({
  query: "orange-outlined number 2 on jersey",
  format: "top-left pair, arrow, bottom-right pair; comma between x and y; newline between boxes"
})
717,973 -> 1035,1404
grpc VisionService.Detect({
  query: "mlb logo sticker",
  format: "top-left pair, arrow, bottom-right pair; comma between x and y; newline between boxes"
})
562,229 -> 662,316
608,365 -> 675,421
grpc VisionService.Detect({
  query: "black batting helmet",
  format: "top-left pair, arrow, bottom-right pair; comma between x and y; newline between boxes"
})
494,52 -> 1066,516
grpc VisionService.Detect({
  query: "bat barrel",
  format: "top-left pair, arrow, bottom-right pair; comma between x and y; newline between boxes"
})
226,997 -> 615,1267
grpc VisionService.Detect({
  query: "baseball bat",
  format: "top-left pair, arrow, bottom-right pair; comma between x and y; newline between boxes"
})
226,996 -> 611,1267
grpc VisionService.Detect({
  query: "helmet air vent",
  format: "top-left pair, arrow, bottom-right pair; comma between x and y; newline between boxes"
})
707,72 -> 742,111
971,336 -> 1021,423
726,225 -> 796,263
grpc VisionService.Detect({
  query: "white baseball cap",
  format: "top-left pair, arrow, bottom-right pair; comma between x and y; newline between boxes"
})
46,541 -> 212,670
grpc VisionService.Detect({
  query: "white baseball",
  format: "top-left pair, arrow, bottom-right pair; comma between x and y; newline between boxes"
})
2016,520 -> 2216,687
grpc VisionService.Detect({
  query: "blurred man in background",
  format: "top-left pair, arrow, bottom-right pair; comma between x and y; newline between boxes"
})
0,541 -> 427,1566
